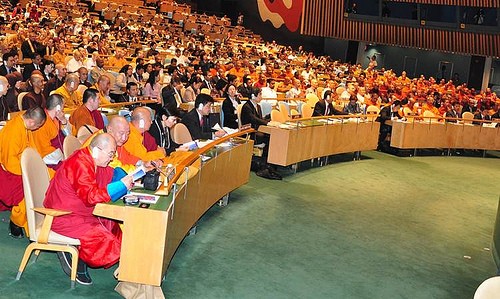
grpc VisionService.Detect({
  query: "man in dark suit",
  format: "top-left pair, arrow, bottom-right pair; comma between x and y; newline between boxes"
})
0,52 -> 16,76
22,53 -> 43,81
312,90 -> 347,117
116,82 -> 139,103
473,108 -> 492,125
240,87 -> 282,180
376,100 -> 401,151
181,94 -> 225,140
21,31 -> 42,59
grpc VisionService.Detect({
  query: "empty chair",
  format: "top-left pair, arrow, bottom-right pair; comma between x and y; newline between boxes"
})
462,111 -> 474,124
279,102 -> 290,120
17,92 -> 29,111
236,103 -> 244,129
366,105 -> 380,121
76,125 -> 98,144
305,93 -> 319,108
271,109 -> 286,123
63,135 -> 82,159
301,104 -> 313,118
171,123 -> 193,144
16,148 -> 80,288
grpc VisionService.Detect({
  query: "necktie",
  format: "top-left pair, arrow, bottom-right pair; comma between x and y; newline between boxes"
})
257,104 -> 262,118
200,116 -> 204,127
325,104 -> 330,116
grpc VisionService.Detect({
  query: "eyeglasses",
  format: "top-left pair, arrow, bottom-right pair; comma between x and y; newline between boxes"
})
96,146 -> 116,159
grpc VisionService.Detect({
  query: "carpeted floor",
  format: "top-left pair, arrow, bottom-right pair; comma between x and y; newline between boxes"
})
0,151 -> 498,299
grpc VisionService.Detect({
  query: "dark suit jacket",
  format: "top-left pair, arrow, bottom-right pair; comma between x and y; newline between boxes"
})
22,63 -> 41,81
312,100 -> 347,117
149,118 -> 179,155
0,65 -> 11,76
473,113 -> 492,125
181,108 -> 213,140
240,100 -> 268,130
222,96 -> 240,129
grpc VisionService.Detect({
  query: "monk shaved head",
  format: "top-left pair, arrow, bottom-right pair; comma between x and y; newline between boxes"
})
107,116 -> 130,146
23,106 -> 47,130
90,133 -> 117,167
46,94 -> 64,110
131,107 -> 152,132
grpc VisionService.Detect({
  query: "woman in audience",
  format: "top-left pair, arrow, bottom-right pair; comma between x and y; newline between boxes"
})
148,107 -> 188,155
111,64 -> 137,102
222,84 -> 241,129
183,76 -> 202,103
142,70 -> 161,101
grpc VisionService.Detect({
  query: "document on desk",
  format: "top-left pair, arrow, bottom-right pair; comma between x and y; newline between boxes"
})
128,192 -> 160,204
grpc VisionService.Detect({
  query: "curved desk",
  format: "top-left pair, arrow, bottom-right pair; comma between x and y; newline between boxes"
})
390,119 -> 500,150
93,130 -> 254,297
258,116 -> 380,166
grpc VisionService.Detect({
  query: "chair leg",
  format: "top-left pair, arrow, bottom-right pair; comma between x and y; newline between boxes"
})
33,249 -> 41,262
16,242 -> 37,280
65,247 -> 79,289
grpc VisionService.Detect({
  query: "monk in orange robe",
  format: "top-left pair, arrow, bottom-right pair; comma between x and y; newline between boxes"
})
123,107 -> 166,161
0,105 -> 47,238
69,88 -> 105,135
32,94 -> 71,170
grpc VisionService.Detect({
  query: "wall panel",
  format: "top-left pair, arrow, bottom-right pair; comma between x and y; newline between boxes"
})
301,1 -> 499,57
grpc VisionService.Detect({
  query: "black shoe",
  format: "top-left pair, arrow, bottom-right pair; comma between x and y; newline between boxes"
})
57,252 -> 73,277
76,260 -> 93,285
256,168 -> 282,180
268,170 -> 282,180
9,221 -> 24,239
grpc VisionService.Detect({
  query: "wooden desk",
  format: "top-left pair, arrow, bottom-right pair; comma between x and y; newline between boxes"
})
390,121 -> 500,150
259,118 -> 380,166
93,131 -> 254,297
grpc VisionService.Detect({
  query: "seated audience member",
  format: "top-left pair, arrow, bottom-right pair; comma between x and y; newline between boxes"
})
142,70 -> 161,101
44,133 -> 133,285
286,79 -> 304,99
82,116 -> 160,172
22,53 -> 43,81
92,74 -> 112,104
343,95 -> 362,114
44,63 -> 66,99
149,108 -> 188,155
69,88 -> 105,135
376,99 -> 401,151
0,52 -> 16,76
33,94 -> 70,169
260,78 -> 278,105
240,87 -> 282,180
42,60 -> 55,82
473,108 -> 492,125
183,76 -> 202,103
66,49 -> 84,73
161,77 -> 184,112
237,75 -> 253,98
0,106 -> 46,238
222,84 -> 241,129
181,94 -> 225,140
445,102 -> 462,123
123,107 -> 166,161
53,73 -> 82,108
22,73 -> 47,110
5,72 -> 23,112
77,67 -> 92,88
116,82 -> 139,103
110,64 -> 135,102
313,90 -> 347,117
89,56 -> 107,85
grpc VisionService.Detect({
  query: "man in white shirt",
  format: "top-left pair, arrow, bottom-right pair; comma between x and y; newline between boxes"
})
260,78 -> 277,106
